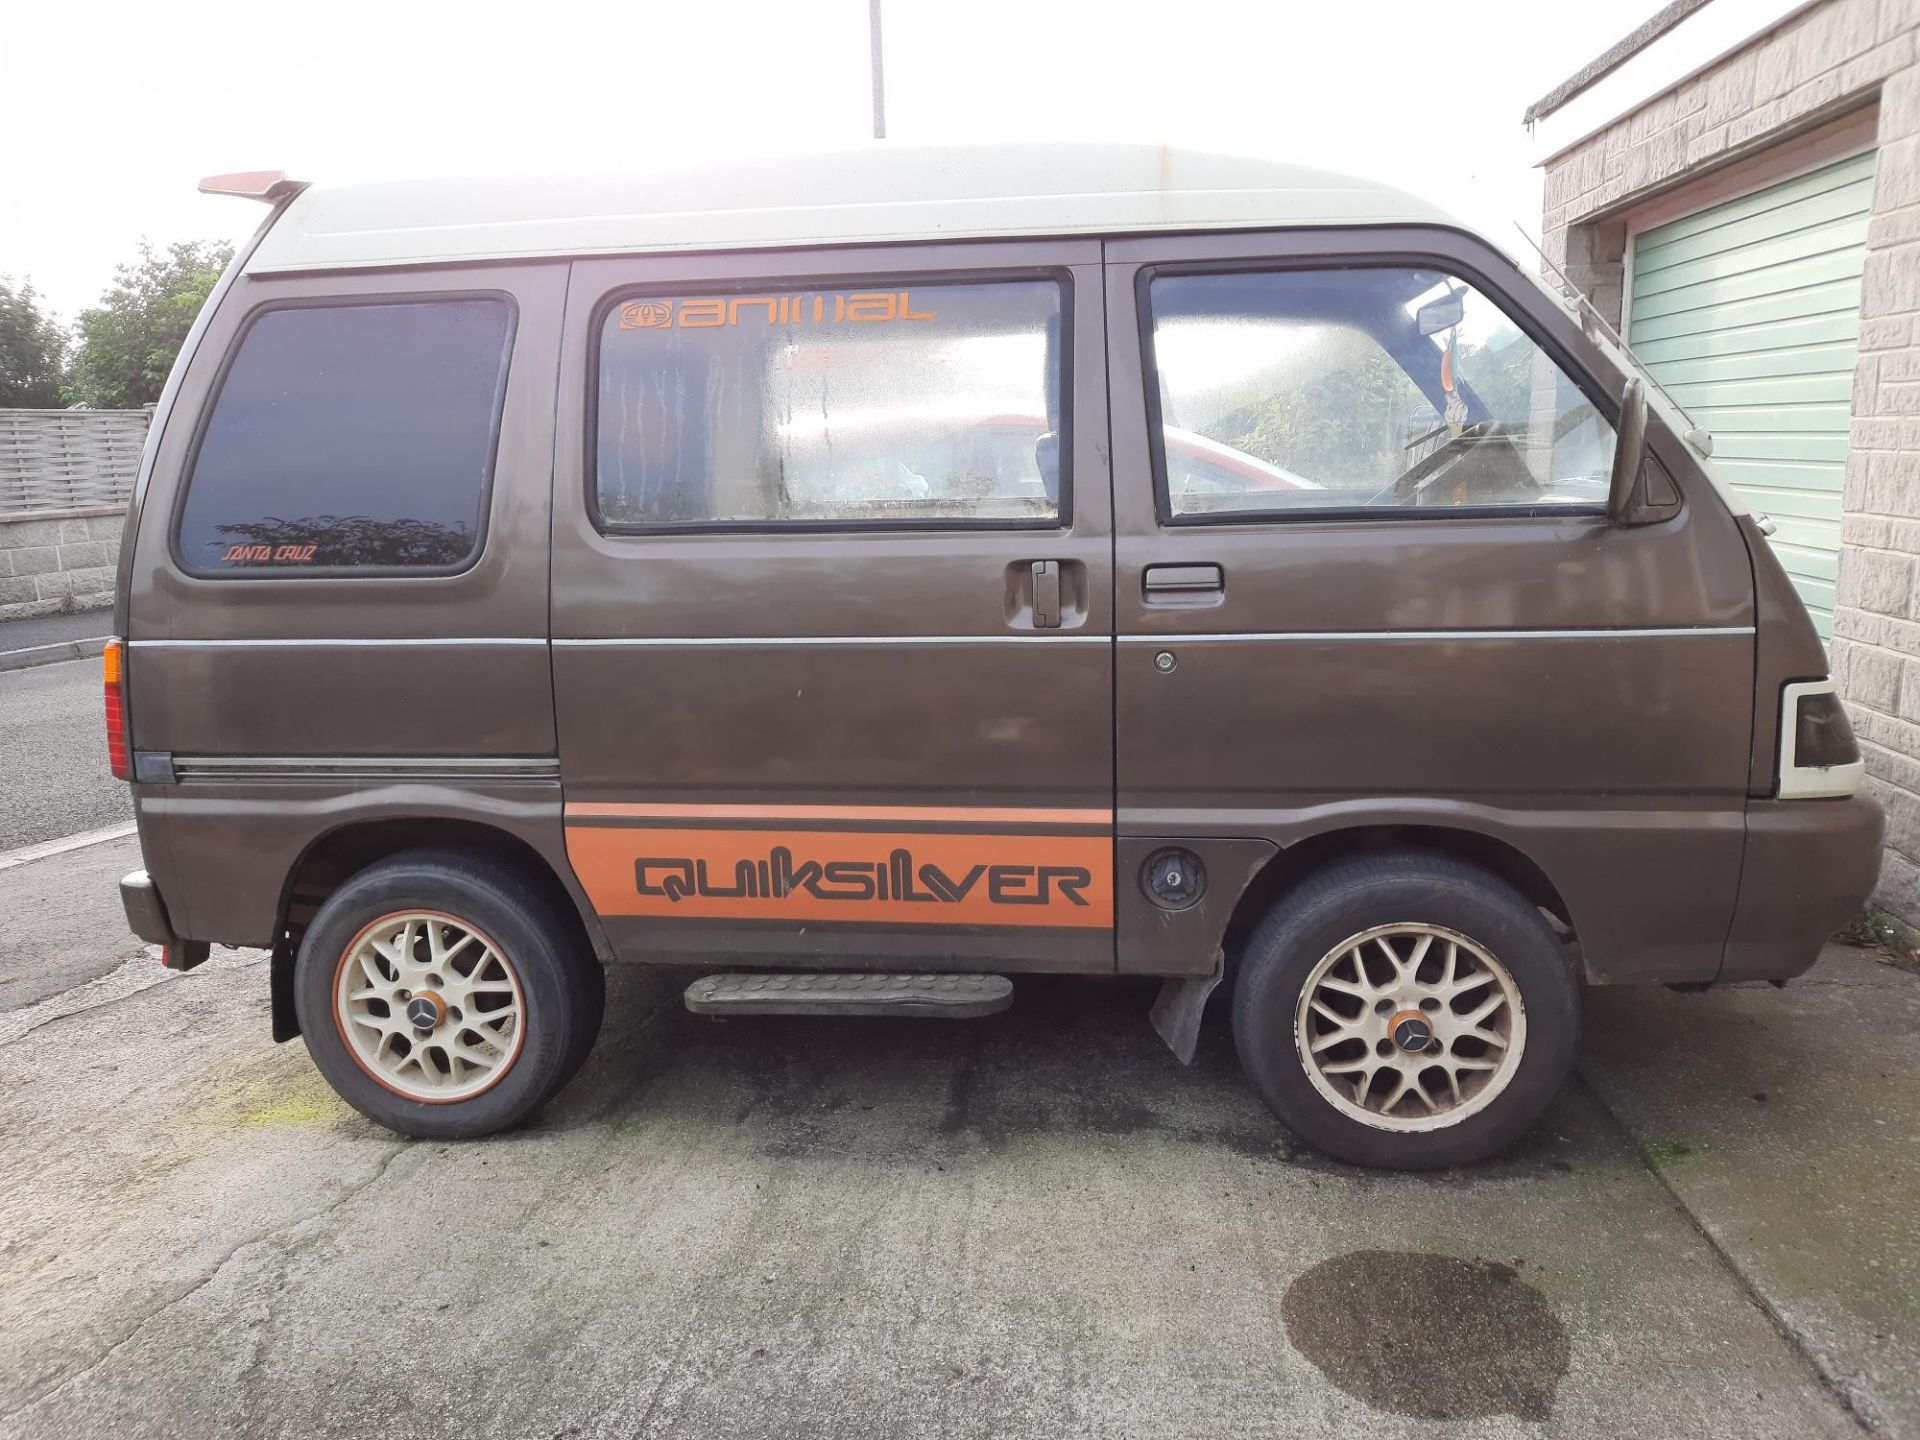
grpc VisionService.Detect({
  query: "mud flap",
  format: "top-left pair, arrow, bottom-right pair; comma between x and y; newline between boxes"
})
269,932 -> 300,1043
1149,959 -> 1224,1065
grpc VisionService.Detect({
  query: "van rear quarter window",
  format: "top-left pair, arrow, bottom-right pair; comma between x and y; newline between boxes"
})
593,279 -> 1066,530
175,297 -> 515,574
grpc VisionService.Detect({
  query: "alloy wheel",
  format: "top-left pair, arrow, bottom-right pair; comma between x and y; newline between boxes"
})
333,911 -> 526,1103
1293,922 -> 1526,1132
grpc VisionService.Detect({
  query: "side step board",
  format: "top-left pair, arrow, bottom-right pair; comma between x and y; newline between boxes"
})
685,972 -> 1013,1019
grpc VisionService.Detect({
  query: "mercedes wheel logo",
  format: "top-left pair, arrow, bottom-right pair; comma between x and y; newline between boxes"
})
1391,1015 -> 1434,1052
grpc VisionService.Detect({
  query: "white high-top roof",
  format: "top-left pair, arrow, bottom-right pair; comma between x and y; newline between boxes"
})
244,144 -> 1458,274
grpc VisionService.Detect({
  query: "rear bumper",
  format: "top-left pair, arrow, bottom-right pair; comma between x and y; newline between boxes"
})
120,868 -> 178,945
1720,793 -> 1885,983
120,868 -> 208,971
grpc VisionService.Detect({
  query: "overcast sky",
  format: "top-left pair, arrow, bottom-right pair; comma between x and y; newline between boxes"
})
0,0 -> 1660,323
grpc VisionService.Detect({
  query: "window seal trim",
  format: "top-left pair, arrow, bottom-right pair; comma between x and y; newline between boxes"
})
167,290 -> 519,582
584,268 -> 1075,538
1134,254 -> 1617,529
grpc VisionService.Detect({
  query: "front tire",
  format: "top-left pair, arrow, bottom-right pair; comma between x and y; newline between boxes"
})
1232,852 -> 1579,1169
293,850 -> 603,1139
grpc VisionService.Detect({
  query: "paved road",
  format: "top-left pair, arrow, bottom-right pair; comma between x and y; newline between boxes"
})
0,656 -> 130,851
0,833 -> 147,1009
2,653 -> 1914,1438
0,831 -> 1914,1438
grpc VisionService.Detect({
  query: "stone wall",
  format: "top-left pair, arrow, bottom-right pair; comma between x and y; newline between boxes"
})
0,507 -> 125,620
1539,0 -> 1920,924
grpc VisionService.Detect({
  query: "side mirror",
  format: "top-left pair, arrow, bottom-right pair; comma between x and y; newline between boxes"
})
1607,377 -> 1648,522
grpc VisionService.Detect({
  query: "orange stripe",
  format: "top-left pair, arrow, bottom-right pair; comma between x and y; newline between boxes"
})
565,801 -> 1112,826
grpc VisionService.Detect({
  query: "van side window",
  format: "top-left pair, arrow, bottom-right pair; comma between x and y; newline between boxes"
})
594,279 -> 1065,529
176,297 -> 514,573
1145,268 -> 1615,520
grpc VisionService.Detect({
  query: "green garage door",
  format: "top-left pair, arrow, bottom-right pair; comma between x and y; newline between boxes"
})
1629,149 -> 1877,639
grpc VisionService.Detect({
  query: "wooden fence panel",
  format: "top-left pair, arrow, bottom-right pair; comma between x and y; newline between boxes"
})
0,409 -> 150,515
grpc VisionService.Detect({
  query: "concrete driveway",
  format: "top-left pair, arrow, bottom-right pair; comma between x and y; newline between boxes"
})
1,827 -> 1915,1439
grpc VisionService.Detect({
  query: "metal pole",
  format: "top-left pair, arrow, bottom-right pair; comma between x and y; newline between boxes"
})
869,0 -> 886,139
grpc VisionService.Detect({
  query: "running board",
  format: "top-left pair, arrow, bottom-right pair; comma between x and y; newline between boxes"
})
684,972 -> 1013,1019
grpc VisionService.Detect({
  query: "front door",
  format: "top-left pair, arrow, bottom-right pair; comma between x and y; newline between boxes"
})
551,240 -> 1115,973
1104,228 -> 1759,982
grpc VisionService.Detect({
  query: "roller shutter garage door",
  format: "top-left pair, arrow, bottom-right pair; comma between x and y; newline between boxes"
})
1628,149 -> 1877,639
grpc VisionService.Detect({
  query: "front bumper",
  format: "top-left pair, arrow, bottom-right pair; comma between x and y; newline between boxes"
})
1719,793 -> 1885,983
120,869 -> 208,971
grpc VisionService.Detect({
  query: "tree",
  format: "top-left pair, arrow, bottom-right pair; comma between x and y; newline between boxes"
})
66,240 -> 232,409
1220,347 -> 1416,484
1454,331 -> 1535,422
0,277 -> 69,407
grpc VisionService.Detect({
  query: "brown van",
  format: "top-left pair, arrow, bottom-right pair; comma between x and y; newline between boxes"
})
109,147 -> 1883,1168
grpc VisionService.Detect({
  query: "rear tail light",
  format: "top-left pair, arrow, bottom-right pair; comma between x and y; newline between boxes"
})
103,639 -> 130,781
1777,680 -> 1864,799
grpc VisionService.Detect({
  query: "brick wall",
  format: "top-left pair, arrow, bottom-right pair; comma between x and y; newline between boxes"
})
1540,0 -> 1920,925
0,507 -> 125,620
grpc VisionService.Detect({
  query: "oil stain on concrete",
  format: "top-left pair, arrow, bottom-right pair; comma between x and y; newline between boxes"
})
1283,1250 -> 1569,1422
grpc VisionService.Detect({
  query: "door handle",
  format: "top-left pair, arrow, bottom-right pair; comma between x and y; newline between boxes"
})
1032,560 -> 1062,628
1143,563 -> 1224,605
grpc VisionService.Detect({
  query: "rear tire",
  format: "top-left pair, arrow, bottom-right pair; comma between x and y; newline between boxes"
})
293,850 -> 604,1139
1232,851 -> 1578,1169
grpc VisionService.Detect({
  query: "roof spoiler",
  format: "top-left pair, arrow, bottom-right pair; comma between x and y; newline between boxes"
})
197,170 -> 305,203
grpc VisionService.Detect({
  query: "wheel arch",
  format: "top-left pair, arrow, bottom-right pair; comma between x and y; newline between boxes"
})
269,816 -> 608,1043
1218,823 -> 1578,978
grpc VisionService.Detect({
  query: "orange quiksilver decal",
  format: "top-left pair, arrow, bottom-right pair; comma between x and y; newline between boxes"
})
617,291 -> 937,332
566,816 -> 1113,930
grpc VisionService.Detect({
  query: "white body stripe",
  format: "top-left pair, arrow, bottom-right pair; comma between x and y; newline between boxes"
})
132,626 -> 1755,650
1115,626 -> 1755,643
553,634 -> 1106,647
130,637 -> 547,648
